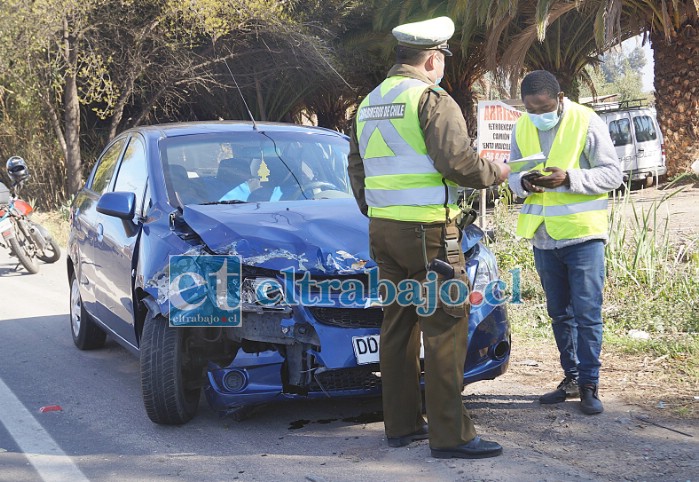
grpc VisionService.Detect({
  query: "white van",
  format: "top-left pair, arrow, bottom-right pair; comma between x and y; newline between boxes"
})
594,100 -> 666,187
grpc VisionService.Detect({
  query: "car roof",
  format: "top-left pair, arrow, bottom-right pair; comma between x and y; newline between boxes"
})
122,121 -> 346,141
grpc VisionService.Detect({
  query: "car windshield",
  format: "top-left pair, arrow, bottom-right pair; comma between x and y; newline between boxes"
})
159,130 -> 351,206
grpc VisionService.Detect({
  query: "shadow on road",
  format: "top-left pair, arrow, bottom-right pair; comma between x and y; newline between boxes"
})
0,262 -> 33,276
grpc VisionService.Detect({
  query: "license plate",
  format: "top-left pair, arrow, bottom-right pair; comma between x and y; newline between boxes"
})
0,218 -> 12,236
352,334 -> 425,365
352,335 -> 380,365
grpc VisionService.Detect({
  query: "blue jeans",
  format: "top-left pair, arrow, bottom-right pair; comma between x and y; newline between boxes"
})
533,240 -> 605,386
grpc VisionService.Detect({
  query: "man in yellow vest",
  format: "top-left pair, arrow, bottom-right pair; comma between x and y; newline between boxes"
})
348,17 -> 510,458
508,70 -> 622,415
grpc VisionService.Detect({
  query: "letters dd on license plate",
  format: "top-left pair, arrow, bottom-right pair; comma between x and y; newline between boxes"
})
352,334 -> 424,365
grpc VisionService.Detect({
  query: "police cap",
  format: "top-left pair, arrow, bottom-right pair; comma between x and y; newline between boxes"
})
392,17 -> 454,56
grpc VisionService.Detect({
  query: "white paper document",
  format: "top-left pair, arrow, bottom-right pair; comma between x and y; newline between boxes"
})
517,152 -> 546,163
507,152 -> 546,173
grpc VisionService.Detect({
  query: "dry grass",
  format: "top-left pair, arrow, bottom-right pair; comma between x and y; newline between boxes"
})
31,211 -> 69,248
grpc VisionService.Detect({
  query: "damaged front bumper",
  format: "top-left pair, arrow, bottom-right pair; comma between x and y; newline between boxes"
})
204,301 -> 510,414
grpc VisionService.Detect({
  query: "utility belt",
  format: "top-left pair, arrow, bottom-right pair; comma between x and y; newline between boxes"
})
420,207 -> 477,275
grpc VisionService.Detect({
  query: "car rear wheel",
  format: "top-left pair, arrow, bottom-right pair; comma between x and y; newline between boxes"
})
70,272 -> 107,349
140,310 -> 201,425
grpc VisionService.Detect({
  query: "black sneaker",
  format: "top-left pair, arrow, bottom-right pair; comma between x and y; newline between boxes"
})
579,384 -> 604,415
539,376 -> 578,404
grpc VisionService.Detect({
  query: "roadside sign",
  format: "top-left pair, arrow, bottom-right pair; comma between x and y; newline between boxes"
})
477,100 -> 522,162
476,101 -> 523,226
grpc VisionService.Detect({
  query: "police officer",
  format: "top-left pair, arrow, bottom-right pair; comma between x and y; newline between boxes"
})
348,17 -> 510,459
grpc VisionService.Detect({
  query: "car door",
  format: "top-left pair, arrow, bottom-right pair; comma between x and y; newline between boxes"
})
603,112 -> 635,174
75,137 -> 128,319
92,134 -> 149,347
631,112 -> 663,172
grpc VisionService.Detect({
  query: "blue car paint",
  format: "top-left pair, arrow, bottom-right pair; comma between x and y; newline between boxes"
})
181,200 -> 484,272
182,200 -> 372,274
68,121 -> 510,418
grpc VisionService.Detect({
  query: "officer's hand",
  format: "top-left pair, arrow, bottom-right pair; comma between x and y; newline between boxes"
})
493,160 -> 511,182
530,167 -> 569,189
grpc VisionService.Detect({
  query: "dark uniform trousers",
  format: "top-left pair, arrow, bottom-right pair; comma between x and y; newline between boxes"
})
369,217 -> 477,449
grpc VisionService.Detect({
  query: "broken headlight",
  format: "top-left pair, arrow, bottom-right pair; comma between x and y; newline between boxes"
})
241,277 -> 287,308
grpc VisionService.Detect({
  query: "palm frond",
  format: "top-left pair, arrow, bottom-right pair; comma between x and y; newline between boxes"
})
534,0 -> 557,42
500,1 -> 577,74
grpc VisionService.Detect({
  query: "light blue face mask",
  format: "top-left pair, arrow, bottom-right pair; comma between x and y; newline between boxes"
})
435,77 -> 442,85
528,100 -> 560,131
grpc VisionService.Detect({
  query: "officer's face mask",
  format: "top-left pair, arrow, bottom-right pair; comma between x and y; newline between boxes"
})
433,52 -> 445,85
527,100 -> 561,131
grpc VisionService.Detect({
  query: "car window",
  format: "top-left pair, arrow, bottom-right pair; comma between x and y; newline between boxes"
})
607,118 -> 632,147
90,138 -> 126,193
113,136 -> 148,217
159,130 -> 350,205
633,115 -> 658,143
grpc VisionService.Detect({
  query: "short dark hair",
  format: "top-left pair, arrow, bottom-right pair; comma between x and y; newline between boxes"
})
395,45 -> 432,66
521,70 -> 560,99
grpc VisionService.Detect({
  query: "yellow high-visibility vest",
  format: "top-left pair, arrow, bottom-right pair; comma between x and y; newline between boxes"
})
515,102 -> 609,240
355,76 -> 459,222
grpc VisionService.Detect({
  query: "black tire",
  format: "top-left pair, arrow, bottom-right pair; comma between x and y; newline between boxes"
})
36,232 -> 61,263
140,311 -> 201,425
8,220 -> 39,274
615,182 -> 628,195
70,272 -> 106,349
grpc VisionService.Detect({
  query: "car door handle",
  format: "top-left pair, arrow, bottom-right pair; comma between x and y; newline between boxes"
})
97,223 -> 104,242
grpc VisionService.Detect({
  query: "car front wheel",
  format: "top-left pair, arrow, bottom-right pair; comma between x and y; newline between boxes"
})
140,309 -> 201,424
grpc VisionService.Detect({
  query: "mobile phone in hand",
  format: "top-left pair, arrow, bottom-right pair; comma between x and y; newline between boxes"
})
522,170 -> 543,184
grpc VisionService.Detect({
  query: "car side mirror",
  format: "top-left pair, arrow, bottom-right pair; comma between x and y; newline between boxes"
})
97,191 -> 136,219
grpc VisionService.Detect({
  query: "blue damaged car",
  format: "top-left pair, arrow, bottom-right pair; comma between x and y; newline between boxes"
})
67,121 -> 510,425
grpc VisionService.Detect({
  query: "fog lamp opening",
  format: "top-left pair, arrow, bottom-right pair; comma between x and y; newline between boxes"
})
222,369 -> 247,392
491,341 -> 510,360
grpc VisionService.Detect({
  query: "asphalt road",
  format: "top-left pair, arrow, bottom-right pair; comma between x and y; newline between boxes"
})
0,248 -> 481,482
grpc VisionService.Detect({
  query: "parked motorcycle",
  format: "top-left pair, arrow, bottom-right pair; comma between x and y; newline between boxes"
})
0,156 -> 61,274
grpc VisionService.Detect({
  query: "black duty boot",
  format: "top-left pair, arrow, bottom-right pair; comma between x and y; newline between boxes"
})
539,376 -> 578,404
579,384 -> 604,415
430,436 -> 503,459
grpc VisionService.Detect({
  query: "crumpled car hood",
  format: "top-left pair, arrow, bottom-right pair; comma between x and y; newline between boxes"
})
182,199 -> 484,275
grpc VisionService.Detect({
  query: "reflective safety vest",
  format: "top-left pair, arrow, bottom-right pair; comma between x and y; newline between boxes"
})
515,101 -> 609,240
355,76 -> 459,223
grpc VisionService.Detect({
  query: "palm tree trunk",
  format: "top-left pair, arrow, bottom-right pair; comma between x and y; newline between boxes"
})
63,17 -> 82,196
651,23 -> 699,176
558,76 -> 580,103
449,87 -> 478,143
